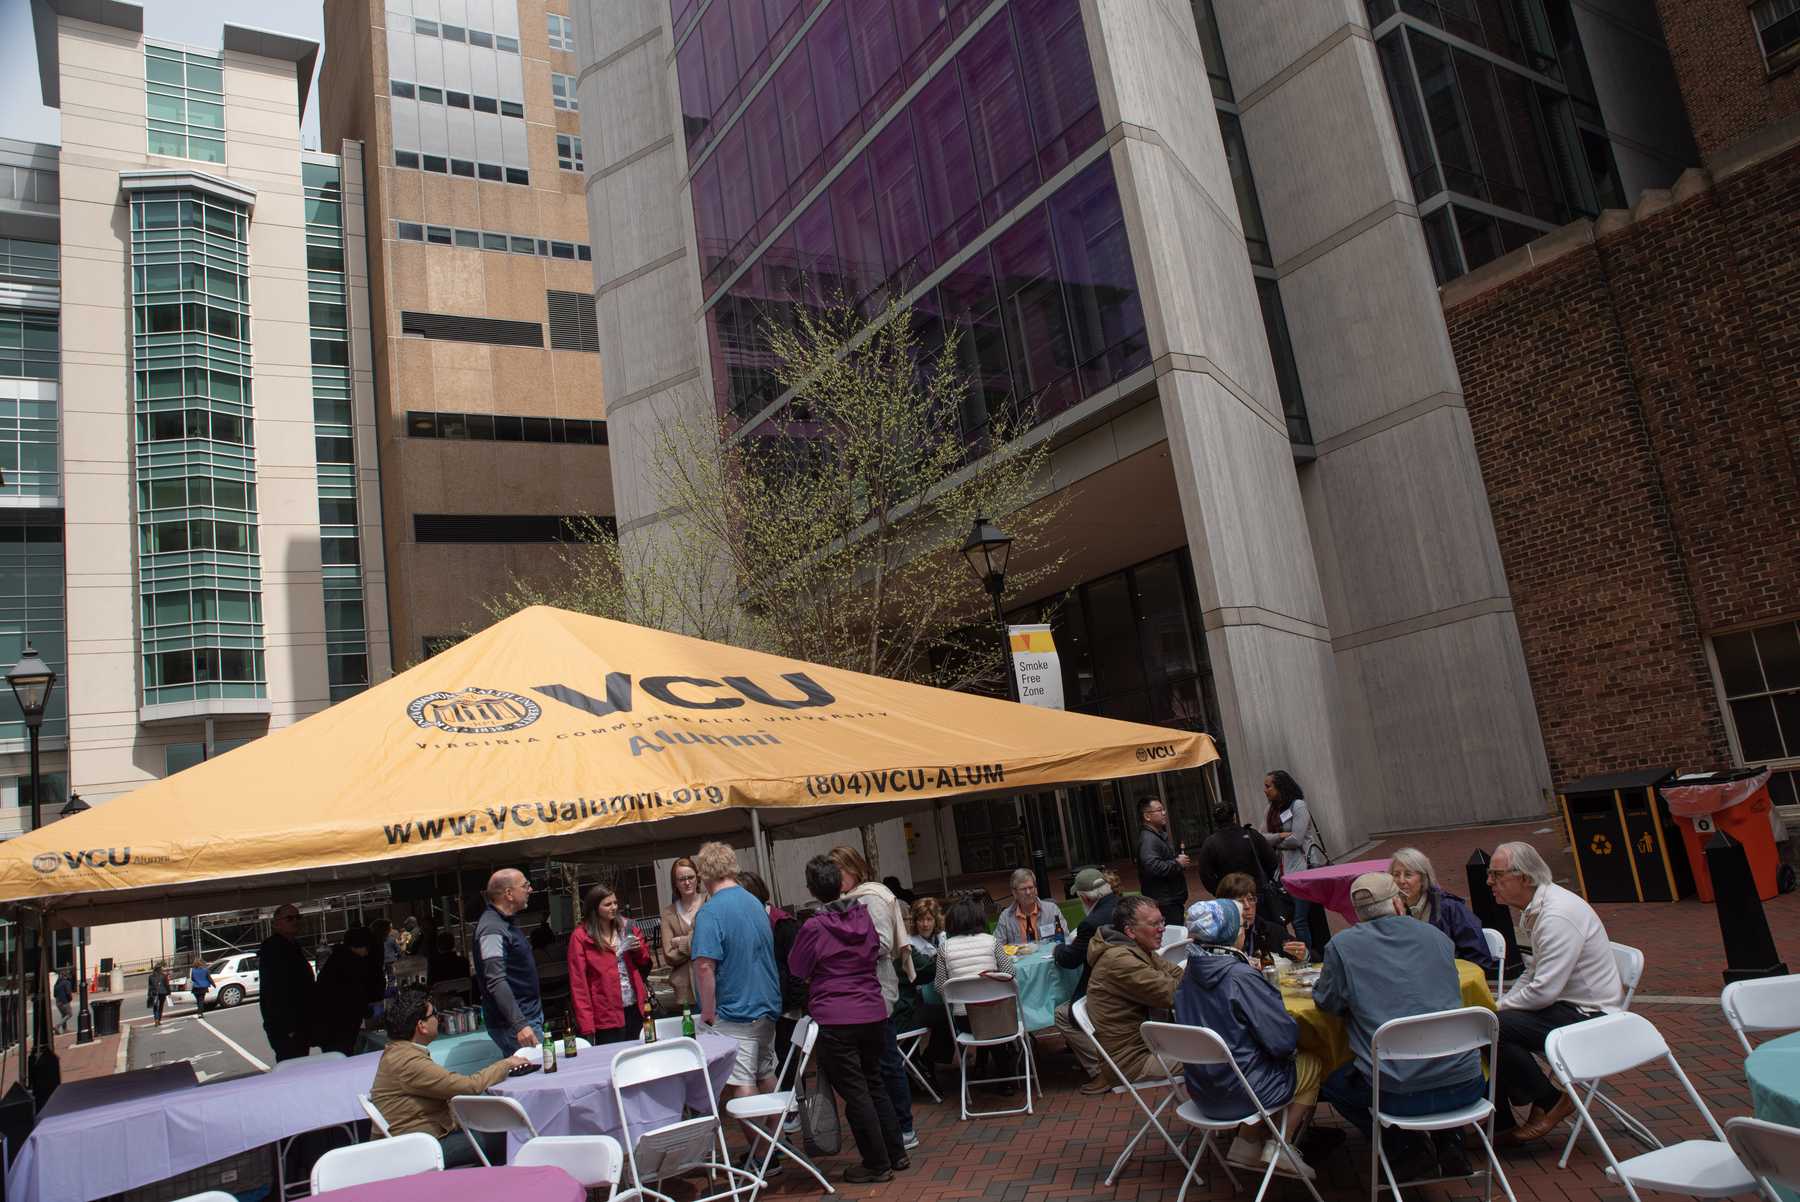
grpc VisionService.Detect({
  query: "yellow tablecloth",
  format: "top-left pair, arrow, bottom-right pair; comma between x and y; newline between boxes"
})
1280,959 -> 1495,1072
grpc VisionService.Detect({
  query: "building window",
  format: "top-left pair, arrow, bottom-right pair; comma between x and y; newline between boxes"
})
547,13 -> 575,52
1712,620 -> 1800,808
412,514 -> 614,543
1753,0 -> 1800,71
557,134 -> 584,172
405,410 -> 607,445
552,72 -> 578,111
145,44 -> 225,164
0,238 -> 59,284
0,519 -> 66,744
0,311 -> 57,380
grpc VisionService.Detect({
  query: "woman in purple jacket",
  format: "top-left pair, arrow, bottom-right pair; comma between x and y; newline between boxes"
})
788,855 -> 908,1184
1388,847 -> 1498,972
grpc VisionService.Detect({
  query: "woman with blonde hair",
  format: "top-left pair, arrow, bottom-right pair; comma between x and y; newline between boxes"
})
659,856 -> 703,1005
1388,847 -> 1496,971
828,845 -> 917,1151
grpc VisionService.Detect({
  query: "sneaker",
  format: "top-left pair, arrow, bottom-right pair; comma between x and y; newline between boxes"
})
1262,1140 -> 1317,1181
892,1155 -> 912,1171
1435,1132 -> 1472,1178
1079,1078 -> 1112,1096
1226,1134 -> 1265,1168
902,1129 -> 919,1150
783,1112 -> 802,1135
843,1166 -> 895,1184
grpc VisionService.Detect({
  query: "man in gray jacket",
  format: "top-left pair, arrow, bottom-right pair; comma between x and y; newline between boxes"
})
1314,872 -> 1485,1181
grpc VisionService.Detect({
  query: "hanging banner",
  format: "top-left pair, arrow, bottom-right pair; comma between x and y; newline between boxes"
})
1008,624 -> 1064,710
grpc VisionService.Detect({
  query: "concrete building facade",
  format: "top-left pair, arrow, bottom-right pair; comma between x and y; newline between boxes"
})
319,0 -> 615,666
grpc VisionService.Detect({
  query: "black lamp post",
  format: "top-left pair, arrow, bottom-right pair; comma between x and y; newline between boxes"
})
961,516 -> 1018,702
60,792 -> 92,1043
8,646 -> 57,1063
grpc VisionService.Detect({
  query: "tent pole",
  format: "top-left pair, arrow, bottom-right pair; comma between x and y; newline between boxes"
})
934,800 -> 951,895
749,810 -> 774,900
13,914 -> 26,1082
1054,788 -> 1076,873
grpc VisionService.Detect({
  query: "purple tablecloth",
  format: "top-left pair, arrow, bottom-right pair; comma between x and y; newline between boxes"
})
1280,857 -> 1394,922
37,1062 -> 197,1119
312,1165 -> 583,1201
6,1052 -> 379,1202
492,1033 -> 740,1157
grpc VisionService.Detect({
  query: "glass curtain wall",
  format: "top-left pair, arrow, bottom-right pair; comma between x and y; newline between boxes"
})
0,519 -> 66,744
145,44 -> 225,164
130,189 -> 267,706
303,161 -> 372,702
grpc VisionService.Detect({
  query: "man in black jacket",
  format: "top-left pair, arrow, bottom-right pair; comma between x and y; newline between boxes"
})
1052,868 -> 1121,1094
1136,798 -> 1190,926
258,903 -> 316,1061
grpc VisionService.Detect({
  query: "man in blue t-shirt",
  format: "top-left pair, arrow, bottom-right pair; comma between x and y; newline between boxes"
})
690,841 -> 782,1099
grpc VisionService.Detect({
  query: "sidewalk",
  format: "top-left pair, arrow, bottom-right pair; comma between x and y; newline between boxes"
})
0,1021 -> 125,1094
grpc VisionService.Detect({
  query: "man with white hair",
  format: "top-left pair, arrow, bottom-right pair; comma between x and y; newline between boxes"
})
993,867 -> 1068,944
1314,872 -> 1483,1178
1486,840 -> 1623,1145
1051,867 -> 1119,1093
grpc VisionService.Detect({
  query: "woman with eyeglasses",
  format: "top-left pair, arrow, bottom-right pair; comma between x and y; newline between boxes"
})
660,856 -> 703,1006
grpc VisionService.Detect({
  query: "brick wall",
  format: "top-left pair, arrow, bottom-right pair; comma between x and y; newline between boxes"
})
1656,0 -> 1800,162
1444,142 -> 1800,787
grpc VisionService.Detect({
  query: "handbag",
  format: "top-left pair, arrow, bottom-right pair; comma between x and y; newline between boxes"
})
798,1072 -> 840,1157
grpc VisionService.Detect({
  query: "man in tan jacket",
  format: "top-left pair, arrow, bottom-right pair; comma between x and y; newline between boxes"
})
371,989 -> 527,1166
1085,894 -> 1184,1084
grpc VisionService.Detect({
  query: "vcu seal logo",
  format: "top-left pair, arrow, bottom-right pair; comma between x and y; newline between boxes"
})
409,687 -> 541,734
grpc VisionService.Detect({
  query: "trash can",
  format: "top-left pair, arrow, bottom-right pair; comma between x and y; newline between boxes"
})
90,998 -> 122,1037
1558,769 -> 1688,902
1661,768 -> 1781,903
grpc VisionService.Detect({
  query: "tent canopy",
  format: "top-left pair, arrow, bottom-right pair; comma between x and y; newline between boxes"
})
0,607 -> 1215,924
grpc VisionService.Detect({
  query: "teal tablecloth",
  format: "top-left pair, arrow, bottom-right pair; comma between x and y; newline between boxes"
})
430,1029 -> 504,1075
1747,1030 -> 1800,1201
919,945 -> 1082,1032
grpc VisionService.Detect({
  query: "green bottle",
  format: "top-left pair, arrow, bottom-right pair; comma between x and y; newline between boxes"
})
543,1029 -> 558,1074
563,1024 -> 577,1059
681,1007 -> 695,1039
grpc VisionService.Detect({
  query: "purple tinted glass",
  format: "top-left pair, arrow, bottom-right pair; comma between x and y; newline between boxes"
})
892,0 -> 951,78
700,2 -> 740,121
691,155 -> 728,284
848,0 -> 904,120
716,124 -> 758,268
1014,0 -> 1102,178
868,115 -> 932,293
1049,158 -> 1148,396
677,32 -> 713,154
790,192 -> 837,309
938,248 -> 1014,438
731,0 -> 772,91
744,84 -> 790,235
959,15 -> 1039,224
671,0 -> 697,38
913,67 -> 983,264
991,204 -> 1077,418
829,157 -> 886,312
809,4 -> 862,160
773,45 -> 826,198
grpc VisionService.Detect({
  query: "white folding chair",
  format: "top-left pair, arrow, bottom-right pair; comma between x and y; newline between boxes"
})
1482,928 -> 1507,996
1161,924 -> 1190,949
896,1026 -> 942,1103
310,1131 -> 443,1193
1141,1021 -> 1324,1202
1070,997 -> 1194,1187
1158,939 -> 1192,967
1544,1012 -> 1755,1201
942,974 -> 1035,1120
1726,1115 -> 1800,1202
1558,942 -> 1656,1168
1722,977 -> 1800,1055
612,1036 -> 757,1202
450,1093 -> 623,1193
1368,1007 -> 1518,1202
174,1194 -> 240,1202
359,1092 -> 392,1137
724,1015 -> 834,1198
274,1053 -> 358,1199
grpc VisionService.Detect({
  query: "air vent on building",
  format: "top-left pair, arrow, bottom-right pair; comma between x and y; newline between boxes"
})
545,290 -> 600,353
399,310 -> 544,348
412,514 -> 617,543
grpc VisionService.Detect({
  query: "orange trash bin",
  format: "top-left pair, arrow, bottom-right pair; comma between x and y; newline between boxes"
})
1661,769 -> 1781,903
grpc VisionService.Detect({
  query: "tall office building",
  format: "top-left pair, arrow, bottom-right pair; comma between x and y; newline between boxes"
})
576,0 -> 1702,873
19,1 -> 391,965
320,0 -> 614,666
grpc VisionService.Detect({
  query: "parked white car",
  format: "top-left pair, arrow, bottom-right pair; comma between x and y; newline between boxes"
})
169,952 -> 261,1010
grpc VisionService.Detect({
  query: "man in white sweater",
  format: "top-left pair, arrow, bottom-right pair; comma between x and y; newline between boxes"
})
1487,841 -> 1624,1145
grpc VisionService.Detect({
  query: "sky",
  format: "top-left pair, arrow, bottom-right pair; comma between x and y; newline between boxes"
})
0,0 -> 326,149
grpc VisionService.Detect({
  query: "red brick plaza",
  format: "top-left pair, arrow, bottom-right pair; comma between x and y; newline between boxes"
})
774,817 -> 1799,1202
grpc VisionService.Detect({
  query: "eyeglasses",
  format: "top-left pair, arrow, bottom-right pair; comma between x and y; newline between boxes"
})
1485,869 -> 1519,882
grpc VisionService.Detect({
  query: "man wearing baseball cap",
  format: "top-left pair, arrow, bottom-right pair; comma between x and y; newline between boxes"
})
1051,867 -> 1120,1093
1313,872 -> 1485,1182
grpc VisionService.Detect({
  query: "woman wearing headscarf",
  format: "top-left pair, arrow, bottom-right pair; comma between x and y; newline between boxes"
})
1174,898 -> 1321,1182
1388,847 -> 1497,971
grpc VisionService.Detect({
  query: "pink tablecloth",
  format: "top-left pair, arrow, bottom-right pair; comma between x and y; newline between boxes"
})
311,1165 -> 582,1201
1280,857 -> 1393,922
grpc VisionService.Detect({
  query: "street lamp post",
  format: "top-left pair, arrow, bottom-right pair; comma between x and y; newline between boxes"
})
7,646 -> 57,1070
60,792 -> 91,1043
961,516 -> 1017,702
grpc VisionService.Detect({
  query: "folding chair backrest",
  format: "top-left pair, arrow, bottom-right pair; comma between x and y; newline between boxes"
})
1544,1011 -> 1663,1084
451,1093 -> 537,1139
1612,942 -> 1645,1006
174,1193 -> 241,1202
1160,924 -> 1189,948
1482,928 -> 1506,967
1722,977 -> 1800,1045
1158,941 -> 1190,967
1141,1020 -> 1232,1067
942,974 -> 1020,1008
794,1015 -> 819,1055
310,1131 -> 443,1192
612,1037 -> 723,1185
1726,1116 -> 1800,1191
358,1092 -> 391,1137
613,1036 -> 711,1091
1072,997 -> 1094,1037
1372,1007 -> 1495,1067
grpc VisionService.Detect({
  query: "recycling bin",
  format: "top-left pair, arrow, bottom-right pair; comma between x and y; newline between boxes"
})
1661,768 -> 1781,902
1558,768 -> 1688,902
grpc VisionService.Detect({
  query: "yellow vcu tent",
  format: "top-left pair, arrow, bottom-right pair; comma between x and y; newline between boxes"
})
0,607 -> 1215,923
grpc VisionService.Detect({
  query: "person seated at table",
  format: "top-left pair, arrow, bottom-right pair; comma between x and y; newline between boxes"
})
1314,872 -> 1484,1180
994,869 -> 1068,945
1214,873 -> 1309,965
790,855 -> 909,1183
907,897 -> 945,957
1487,840 -> 1623,1146
1085,894 -> 1184,1088
569,883 -> 652,1044
1388,848 -> 1497,973
1176,898 -> 1320,1181
1051,867 -> 1119,1094
935,898 -> 1018,1090
370,989 -> 528,1168
314,926 -> 382,1056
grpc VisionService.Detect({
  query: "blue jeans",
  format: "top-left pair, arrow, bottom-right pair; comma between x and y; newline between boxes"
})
879,1017 -> 914,1135
1321,1063 -> 1486,1140
487,1003 -> 545,1057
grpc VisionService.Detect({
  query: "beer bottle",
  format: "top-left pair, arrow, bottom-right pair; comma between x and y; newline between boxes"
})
563,1023 -> 578,1059
681,1007 -> 696,1039
642,1000 -> 658,1043
543,1029 -> 558,1073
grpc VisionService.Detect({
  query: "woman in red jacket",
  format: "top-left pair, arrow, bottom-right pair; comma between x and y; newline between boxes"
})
568,883 -> 653,1043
